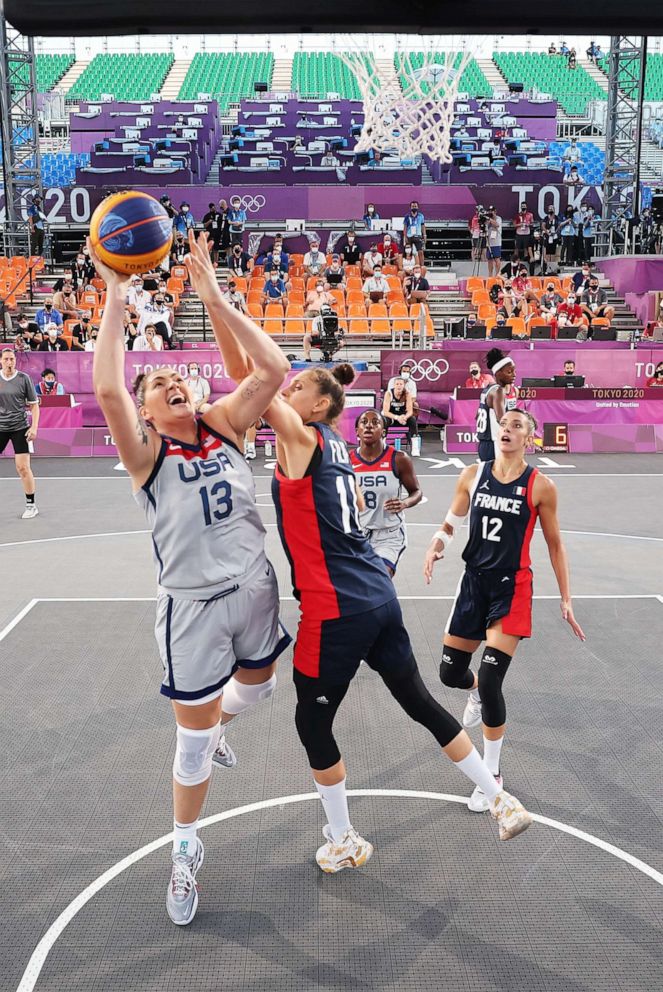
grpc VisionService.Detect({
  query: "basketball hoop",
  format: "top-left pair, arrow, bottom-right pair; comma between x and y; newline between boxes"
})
337,38 -> 482,164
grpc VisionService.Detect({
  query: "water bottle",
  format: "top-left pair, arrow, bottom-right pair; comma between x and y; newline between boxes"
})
264,440 -> 272,458
394,437 -> 402,451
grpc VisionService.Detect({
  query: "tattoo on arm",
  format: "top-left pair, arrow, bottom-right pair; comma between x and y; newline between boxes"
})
240,374 -> 264,400
135,416 -> 149,445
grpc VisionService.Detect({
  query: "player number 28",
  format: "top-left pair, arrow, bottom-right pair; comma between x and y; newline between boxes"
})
199,481 -> 233,525
476,408 -> 488,434
481,516 -> 502,542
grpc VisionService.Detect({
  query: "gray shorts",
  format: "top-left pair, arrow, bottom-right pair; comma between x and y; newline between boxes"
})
368,525 -> 407,572
155,560 -> 291,702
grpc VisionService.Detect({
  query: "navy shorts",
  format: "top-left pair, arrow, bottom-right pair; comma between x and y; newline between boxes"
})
478,439 -> 496,461
446,567 -> 533,641
0,428 -> 30,456
486,246 -> 502,259
293,597 -> 413,683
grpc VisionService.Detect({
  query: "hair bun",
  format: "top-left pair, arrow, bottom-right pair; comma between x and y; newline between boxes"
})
486,347 -> 505,370
331,362 -> 356,387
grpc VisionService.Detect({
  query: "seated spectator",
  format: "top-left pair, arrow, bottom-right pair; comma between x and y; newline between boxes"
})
560,41 -> 570,56
35,367 -> 65,396
488,137 -> 504,163
171,232 -> 188,265
38,324 -> 68,351
127,277 -> 151,315
13,333 -> 31,354
132,324 -> 163,351
465,362 -> 495,389
324,255 -> 346,288
399,243 -> 417,282
512,266 -> 539,304
646,361 -> 663,386
581,277 -> 615,325
184,362 -> 211,412
340,230 -> 362,267
382,377 -> 417,439
71,312 -> 94,350
224,280 -> 248,313
563,165 -> 584,186
363,266 -> 390,303
138,294 -> 173,346
548,41 -> 557,55
404,266 -> 430,304
320,149 -> 341,167
53,280 -> 79,321
227,242 -> 254,277
124,311 -> 140,350
377,234 -> 400,263
262,272 -> 289,311
35,299 -> 63,330
173,202 -> 195,237
587,42 -> 602,63
387,359 -> 418,399
568,50 -> 577,69
16,313 -> 42,348
455,123 -> 470,139
557,294 -> 588,332
155,278 -> 175,306
264,246 -> 289,278
572,263 -> 593,294
303,238 -> 326,277
500,281 -> 529,318
84,327 -> 101,352
305,280 -> 335,317
362,244 -> 383,277
563,137 -> 584,166
644,314 -> 663,339
538,282 -> 564,317
363,203 -> 380,228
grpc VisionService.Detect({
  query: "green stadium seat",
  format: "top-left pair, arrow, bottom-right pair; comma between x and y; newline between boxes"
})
36,54 -> 75,92
493,52 -> 605,115
67,53 -> 174,101
395,53 -> 491,99
178,53 -> 274,114
292,52 -> 374,100
598,53 -> 663,101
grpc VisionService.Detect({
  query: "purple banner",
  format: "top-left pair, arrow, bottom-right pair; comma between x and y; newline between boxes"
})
449,392 -> 663,426
445,422 -> 663,454
600,255 -> 663,295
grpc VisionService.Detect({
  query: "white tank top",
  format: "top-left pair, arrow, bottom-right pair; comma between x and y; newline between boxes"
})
134,420 -> 267,599
350,445 -> 404,531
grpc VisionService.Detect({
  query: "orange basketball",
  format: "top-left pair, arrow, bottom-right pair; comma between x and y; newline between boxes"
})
89,190 -> 174,275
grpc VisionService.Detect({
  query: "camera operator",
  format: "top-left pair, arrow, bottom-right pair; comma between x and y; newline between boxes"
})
469,207 -> 487,261
303,304 -> 344,362
485,206 -> 503,278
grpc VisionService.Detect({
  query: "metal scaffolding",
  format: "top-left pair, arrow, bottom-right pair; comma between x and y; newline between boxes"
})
0,16 -> 42,257
597,35 -> 647,256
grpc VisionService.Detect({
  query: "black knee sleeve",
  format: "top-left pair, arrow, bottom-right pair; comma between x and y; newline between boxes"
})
477,647 -> 512,727
294,682 -> 348,770
382,659 -> 462,749
439,646 -> 474,690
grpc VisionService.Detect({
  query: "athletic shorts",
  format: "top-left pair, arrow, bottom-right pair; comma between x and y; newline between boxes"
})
446,566 -> 533,641
478,439 -> 497,462
293,596 -> 412,683
0,427 -> 30,455
486,246 -> 502,259
407,236 -> 424,250
155,560 -> 291,701
367,524 -> 407,572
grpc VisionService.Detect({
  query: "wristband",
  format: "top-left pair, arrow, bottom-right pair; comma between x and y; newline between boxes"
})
444,511 -> 466,530
433,529 -> 453,551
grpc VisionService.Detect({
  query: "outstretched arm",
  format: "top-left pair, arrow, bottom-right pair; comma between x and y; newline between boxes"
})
423,464 -> 477,584
536,475 -> 586,640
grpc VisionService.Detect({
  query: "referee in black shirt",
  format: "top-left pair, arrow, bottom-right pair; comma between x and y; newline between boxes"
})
0,348 -> 40,518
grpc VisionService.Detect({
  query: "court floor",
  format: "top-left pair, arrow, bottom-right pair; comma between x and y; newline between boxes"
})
1,447 -> 662,992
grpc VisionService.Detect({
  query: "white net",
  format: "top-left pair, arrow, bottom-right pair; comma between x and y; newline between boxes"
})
337,40 -> 480,164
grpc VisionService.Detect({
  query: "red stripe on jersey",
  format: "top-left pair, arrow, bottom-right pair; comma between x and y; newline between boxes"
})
293,615 -> 323,678
519,468 -> 539,569
274,468 -> 340,621
164,434 -> 223,460
350,445 -> 396,474
501,568 -> 533,638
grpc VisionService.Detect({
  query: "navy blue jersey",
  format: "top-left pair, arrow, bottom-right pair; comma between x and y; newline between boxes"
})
272,422 -> 395,620
462,461 -> 539,571
476,384 -> 518,445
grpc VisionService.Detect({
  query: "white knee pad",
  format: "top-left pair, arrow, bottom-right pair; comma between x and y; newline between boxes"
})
173,723 -> 220,787
221,673 -> 277,716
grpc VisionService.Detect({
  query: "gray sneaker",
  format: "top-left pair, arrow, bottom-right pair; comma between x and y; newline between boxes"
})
166,838 -> 204,926
212,731 -> 237,769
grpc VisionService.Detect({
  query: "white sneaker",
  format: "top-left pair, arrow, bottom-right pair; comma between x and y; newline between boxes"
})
462,691 -> 482,728
211,731 -> 237,769
490,790 -> 533,841
411,435 -> 421,457
468,774 -> 503,813
316,824 -> 374,873
244,443 -> 256,460
21,504 -> 39,519
166,837 -> 204,926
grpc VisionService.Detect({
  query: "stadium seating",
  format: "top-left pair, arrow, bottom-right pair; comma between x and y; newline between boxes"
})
67,53 -> 174,101
41,151 -> 90,188
178,53 -> 274,114
493,52 -> 605,115
292,52 -> 374,100
598,52 -> 663,101
395,53 -> 491,98
36,54 -> 75,92
547,140 -> 605,185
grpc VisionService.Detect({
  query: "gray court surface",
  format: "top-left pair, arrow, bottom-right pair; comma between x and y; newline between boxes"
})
1,445 -> 662,992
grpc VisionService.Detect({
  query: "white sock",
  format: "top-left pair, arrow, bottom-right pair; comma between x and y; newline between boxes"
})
483,735 -> 504,777
315,777 -> 351,842
172,818 -> 199,857
454,748 -> 500,802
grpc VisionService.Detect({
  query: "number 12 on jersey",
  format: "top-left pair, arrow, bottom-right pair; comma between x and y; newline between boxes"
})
336,476 -> 360,534
481,515 -> 502,542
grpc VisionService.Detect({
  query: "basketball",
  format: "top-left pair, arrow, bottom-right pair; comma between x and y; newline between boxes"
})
89,190 -> 173,275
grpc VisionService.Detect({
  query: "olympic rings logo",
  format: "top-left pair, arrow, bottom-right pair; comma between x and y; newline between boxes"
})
238,195 -> 265,213
407,358 -> 450,382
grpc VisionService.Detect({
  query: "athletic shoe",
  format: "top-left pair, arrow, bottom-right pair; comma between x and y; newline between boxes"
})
166,837 -> 204,925
316,824 -> 374,873
244,443 -> 256,460
21,505 -> 39,519
462,691 -> 482,728
468,774 -> 503,813
211,732 -> 237,769
410,435 -> 421,457
490,790 -> 533,841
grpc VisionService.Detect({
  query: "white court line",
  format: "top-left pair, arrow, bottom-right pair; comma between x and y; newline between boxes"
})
0,530 -> 150,549
0,599 -> 38,644
7,595 -> 662,605
14,788 -> 663,992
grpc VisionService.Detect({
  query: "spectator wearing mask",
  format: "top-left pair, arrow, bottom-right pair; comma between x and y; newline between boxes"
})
16,314 -> 42,349
563,138 -> 584,167
35,299 -> 63,331
132,324 -> 163,351
38,324 -> 69,351
403,200 -> 426,265
377,234 -> 400,263
538,282 -> 564,317
173,202 -> 195,237
223,280 -> 248,313
340,231 -> 362,267
303,239 -> 326,277
363,265 -> 390,303
305,280 -> 335,317
227,242 -> 254,276
499,280 -> 529,319
70,251 -> 95,290
556,293 -> 588,332
404,266 -> 430,304
548,42 -> 557,55
382,377 -> 418,440
563,165 -> 584,187
363,203 -> 380,229
321,149 -> 341,167
581,277 -> 615,325
124,312 -> 140,350
387,360 -> 418,399
159,194 -> 177,221
71,312 -> 94,350
127,277 -> 151,315
227,196 -> 247,244
362,244 -> 383,278
464,362 -> 494,389
35,368 -> 65,396
488,137 -> 504,163
264,246 -> 289,278
646,361 -> 663,386
53,280 -> 79,321
202,202 -> 222,266
84,327 -> 101,352
170,232 -> 188,265
559,208 -> 578,266
27,194 -> 46,256
512,266 -> 539,305
139,294 -> 173,346
262,271 -> 289,311
398,243 -> 417,282
184,363 -> 211,412
513,202 -> 534,262
324,255 -> 346,288
572,263 -> 593,294
541,207 -> 560,272
485,207 -> 503,278
580,206 -> 597,262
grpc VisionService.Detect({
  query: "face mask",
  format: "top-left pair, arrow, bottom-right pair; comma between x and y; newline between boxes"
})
384,240 -> 391,247
413,271 -> 421,278
44,380 -> 55,389
232,202 -> 240,209
368,207 -> 374,214
316,285 -> 324,292
45,304 -> 52,310
400,371 -> 410,380
155,299 -> 164,305
411,207 -> 418,213
374,271 -> 381,278
270,275 -> 278,282
188,369 -> 199,377
405,247 -> 412,254
77,256 -> 85,264
181,207 -> 189,214
470,368 -> 480,376
348,237 -> 355,243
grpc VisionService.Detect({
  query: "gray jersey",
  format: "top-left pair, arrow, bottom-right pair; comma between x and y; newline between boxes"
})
0,371 -> 37,430
135,420 -> 267,599
350,445 -> 404,531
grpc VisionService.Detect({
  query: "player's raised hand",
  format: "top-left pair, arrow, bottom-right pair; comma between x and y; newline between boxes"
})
560,600 -> 586,641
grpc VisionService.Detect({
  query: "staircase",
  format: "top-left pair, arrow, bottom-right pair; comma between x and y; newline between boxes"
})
476,57 -> 508,94
271,56 -> 293,92
421,160 -> 436,185
640,138 -> 663,182
579,57 -> 608,92
56,59 -> 89,94
204,146 -> 227,185
375,58 -> 400,91
160,58 -> 193,100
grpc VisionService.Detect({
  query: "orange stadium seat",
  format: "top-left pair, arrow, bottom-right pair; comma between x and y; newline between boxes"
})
171,265 -> 188,281
478,303 -> 497,321
507,317 -> 528,338
368,303 -> 390,335
466,277 -> 485,293
247,300 -> 263,321
409,303 -> 434,337
486,277 -> 503,291
471,290 -> 490,306
346,292 -> 366,308
348,318 -> 370,335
